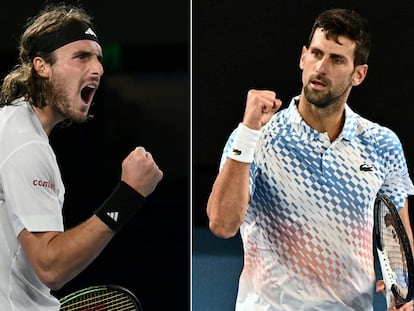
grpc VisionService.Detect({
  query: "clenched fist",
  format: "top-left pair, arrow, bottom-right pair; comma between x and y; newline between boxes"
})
121,146 -> 163,197
242,89 -> 282,130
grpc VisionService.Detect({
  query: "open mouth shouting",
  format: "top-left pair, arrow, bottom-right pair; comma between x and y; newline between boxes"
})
80,82 -> 98,106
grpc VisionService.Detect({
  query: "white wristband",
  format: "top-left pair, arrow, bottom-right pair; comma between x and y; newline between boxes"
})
227,123 -> 261,163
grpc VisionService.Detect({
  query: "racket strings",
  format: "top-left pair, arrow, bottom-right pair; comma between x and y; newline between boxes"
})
379,201 -> 409,298
60,289 -> 137,310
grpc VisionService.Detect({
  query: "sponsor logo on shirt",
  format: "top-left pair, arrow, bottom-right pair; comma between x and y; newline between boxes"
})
232,148 -> 242,156
359,164 -> 373,172
32,179 -> 55,190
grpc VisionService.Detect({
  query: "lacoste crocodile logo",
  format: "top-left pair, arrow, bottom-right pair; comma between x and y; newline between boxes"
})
232,148 -> 242,156
360,164 -> 373,172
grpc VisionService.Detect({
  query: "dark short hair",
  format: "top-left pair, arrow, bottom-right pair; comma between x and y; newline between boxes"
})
307,8 -> 371,66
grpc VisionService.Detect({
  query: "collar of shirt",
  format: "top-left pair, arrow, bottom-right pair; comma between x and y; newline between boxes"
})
284,95 -> 359,142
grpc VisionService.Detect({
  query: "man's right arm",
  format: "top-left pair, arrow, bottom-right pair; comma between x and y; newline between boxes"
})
207,89 -> 282,239
18,146 -> 163,290
207,158 -> 251,239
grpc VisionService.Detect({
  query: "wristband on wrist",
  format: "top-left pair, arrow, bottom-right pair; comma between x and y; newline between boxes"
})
227,123 -> 261,163
94,181 -> 145,232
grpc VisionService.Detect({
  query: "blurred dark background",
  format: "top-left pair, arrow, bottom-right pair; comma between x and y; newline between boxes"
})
193,0 -> 414,229
0,0 -> 189,310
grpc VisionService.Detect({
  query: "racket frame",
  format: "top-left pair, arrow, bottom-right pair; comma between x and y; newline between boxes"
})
374,194 -> 414,307
59,284 -> 143,311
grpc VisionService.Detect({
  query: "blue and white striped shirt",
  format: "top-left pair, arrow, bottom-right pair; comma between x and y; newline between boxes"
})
220,96 -> 414,310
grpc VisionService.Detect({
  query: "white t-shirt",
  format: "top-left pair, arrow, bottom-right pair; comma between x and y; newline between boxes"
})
0,98 -> 65,310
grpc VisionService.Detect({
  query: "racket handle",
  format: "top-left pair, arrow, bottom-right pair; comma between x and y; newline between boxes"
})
377,249 -> 396,308
385,292 -> 394,309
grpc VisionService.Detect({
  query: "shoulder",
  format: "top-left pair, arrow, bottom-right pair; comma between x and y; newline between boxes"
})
0,100 -> 50,167
263,102 -> 292,127
354,114 -> 403,153
358,116 -> 400,141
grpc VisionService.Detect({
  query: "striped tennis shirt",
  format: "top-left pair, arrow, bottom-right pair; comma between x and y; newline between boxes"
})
220,96 -> 414,310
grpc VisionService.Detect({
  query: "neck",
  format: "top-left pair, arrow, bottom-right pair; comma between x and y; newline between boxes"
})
33,104 -> 64,135
297,96 -> 346,142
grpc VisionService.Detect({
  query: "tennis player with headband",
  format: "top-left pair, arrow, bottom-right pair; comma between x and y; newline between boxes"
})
0,3 -> 162,310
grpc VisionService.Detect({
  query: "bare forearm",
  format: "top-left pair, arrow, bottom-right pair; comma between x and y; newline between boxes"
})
207,159 -> 250,238
50,216 -> 114,284
19,215 -> 114,290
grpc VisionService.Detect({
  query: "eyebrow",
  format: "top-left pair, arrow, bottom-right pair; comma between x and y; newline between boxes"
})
311,47 -> 347,60
73,49 -> 103,58
330,53 -> 345,60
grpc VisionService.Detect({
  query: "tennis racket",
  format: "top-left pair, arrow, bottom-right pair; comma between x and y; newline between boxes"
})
59,284 -> 143,311
374,194 -> 414,308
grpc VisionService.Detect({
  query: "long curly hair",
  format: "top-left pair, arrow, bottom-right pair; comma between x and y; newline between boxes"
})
0,3 -> 95,108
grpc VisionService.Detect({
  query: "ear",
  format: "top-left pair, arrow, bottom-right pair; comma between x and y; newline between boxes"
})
299,46 -> 307,70
352,64 -> 368,86
32,56 -> 51,78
